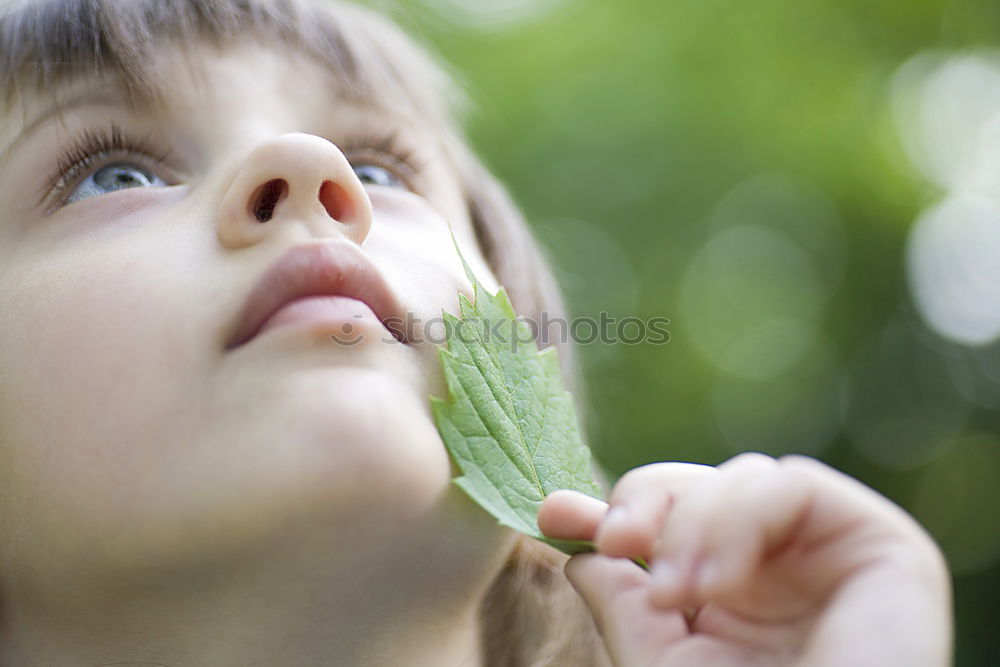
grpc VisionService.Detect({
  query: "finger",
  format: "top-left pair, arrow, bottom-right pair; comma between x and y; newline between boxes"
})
538,489 -> 608,542
689,453 -> 924,605
648,452 -> 780,608
780,454 -> 934,542
597,462 -> 717,562
689,456 -> 814,602
565,552 -> 689,666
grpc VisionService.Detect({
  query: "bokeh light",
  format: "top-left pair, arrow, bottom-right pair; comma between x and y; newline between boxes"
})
907,192 -> 1000,345
892,51 -> 1000,191
895,51 -> 1000,345
680,173 -> 844,381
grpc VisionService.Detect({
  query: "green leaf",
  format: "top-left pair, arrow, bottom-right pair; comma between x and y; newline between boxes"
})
429,227 -> 604,556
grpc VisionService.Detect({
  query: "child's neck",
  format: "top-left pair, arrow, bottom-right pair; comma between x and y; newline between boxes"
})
3,591 -> 485,667
1,498 -> 515,666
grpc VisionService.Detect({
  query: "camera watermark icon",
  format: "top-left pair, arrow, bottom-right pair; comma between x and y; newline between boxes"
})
329,312 -> 671,349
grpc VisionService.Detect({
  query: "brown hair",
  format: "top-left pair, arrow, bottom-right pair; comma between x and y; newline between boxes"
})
0,0 -> 612,664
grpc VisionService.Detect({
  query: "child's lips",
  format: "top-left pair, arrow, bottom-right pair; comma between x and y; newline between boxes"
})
224,241 -> 410,350
254,294 -> 381,341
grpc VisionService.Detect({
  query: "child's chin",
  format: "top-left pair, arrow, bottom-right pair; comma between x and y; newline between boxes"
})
246,368 -> 451,505
143,392 -> 452,573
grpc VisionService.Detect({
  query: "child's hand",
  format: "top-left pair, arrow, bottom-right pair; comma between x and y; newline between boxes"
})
537,453 -> 952,667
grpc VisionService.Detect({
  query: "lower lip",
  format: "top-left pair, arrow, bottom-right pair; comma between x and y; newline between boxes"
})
254,295 -> 380,341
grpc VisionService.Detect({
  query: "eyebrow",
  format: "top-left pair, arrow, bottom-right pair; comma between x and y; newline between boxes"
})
0,87 -> 135,163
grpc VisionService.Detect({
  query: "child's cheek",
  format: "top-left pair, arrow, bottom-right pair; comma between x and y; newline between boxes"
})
367,187 -> 499,307
0,230 -> 200,507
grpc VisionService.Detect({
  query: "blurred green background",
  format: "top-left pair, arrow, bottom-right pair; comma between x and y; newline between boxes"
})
378,0 -> 999,663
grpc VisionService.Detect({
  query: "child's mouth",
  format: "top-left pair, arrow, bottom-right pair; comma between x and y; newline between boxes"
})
225,241 -> 410,350
252,294 -> 386,344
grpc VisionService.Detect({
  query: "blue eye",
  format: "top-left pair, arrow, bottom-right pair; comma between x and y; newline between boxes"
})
66,162 -> 167,204
352,163 -> 405,189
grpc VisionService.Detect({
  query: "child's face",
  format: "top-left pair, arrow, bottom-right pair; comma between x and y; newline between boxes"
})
0,37 -> 506,597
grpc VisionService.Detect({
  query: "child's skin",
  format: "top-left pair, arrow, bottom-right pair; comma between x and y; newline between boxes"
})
0,31 -> 950,667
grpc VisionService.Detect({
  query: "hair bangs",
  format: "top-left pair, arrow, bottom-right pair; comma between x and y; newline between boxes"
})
0,0 -> 466,129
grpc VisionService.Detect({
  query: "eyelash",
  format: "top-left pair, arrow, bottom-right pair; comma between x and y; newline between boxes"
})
43,124 -> 429,209
43,124 -> 171,208
339,130 -> 429,188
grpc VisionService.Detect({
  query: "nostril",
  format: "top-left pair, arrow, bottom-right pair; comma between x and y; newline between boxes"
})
319,180 -> 354,223
251,179 -> 288,223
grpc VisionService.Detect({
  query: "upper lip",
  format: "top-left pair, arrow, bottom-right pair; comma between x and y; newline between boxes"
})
225,241 -> 409,349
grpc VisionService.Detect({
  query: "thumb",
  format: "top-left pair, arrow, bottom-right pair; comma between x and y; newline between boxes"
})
564,552 -> 689,666
538,489 -> 608,542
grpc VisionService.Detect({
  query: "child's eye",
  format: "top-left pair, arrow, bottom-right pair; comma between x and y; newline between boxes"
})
66,162 -> 168,204
341,130 -> 427,194
352,163 -> 405,189
43,123 -> 174,211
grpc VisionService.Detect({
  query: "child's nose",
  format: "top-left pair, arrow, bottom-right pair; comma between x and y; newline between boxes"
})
216,133 -> 373,249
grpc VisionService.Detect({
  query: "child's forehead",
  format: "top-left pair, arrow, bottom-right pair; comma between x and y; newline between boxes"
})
5,38 -> 420,149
